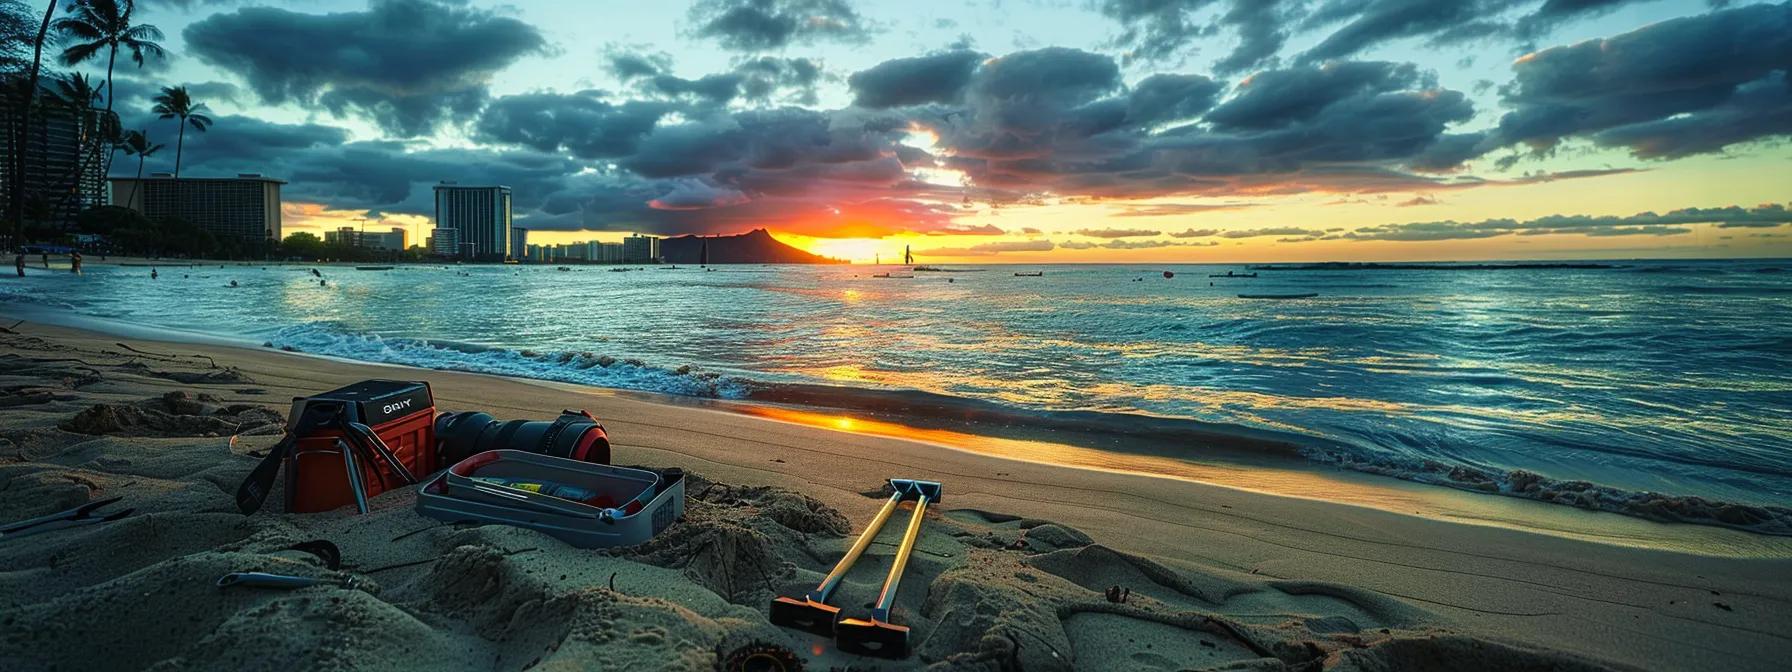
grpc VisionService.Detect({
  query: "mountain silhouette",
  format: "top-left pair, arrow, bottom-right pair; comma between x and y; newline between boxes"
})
660,229 -> 843,264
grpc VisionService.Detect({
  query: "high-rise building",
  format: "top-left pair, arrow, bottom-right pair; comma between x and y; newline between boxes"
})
622,234 -> 660,263
323,226 -> 357,246
511,227 -> 528,259
109,174 -> 284,241
429,227 -> 460,256
432,182 -> 511,260
360,227 -> 405,250
598,241 -> 625,263
2,87 -> 111,230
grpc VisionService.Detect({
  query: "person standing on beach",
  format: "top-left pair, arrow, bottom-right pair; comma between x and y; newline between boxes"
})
14,253 -> 24,277
41,253 -> 49,269
70,252 -> 82,275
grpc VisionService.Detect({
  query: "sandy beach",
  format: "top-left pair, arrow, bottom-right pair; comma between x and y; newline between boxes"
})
2,317 -> 1789,671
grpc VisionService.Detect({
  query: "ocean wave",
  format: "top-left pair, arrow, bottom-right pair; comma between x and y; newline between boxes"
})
743,382 -> 1792,535
1628,265 -> 1728,274
1653,284 -> 1792,295
264,322 -> 749,399
1303,446 -> 1792,535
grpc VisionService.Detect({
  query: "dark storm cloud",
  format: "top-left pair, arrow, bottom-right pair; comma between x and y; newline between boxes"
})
1344,204 -> 1792,241
1061,238 -> 1217,249
939,47 -> 1122,162
183,0 -> 548,137
606,51 -> 674,81
1095,0 -> 1214,63
1072,227 -> 1160,238
1297,1 -> 1519,64
1126,74 -> 1224,125
1112,203 -> 1252,218
1100,0 -> 1521,73
1169,227 -> 1221,237
1493,2 -> 1792,160
1212,0 -> 1299,75
1098,0 -> 1303,74
1219,226 -> 1324,238
115,115 -> 350,179
970,47 -> 1121,105
927,223 -> 1005,235
474,91 -> 671,159
1096,0 -> 1743,78
919,239 -> 1054,256
1516,0 -> 1650,38
103,74 -> 241,124
923,51 -> 1486,204
688,0 -> 873,51
732,56 -> 825,104
1204,61 -> 1423,130
847,50 -> 984,108
643,73 -> 748,104
610,51 -> 825,106
1590,73 -> 1792,159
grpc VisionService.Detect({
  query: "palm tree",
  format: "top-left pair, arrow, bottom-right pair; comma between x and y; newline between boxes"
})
53,72 -> 102,158
53,0 -> 163,177
151,85 -> 210,178
46,72 -> 107,216
52,71 -> 102,109
118,129 -> 161,208
9,0 -> 57,238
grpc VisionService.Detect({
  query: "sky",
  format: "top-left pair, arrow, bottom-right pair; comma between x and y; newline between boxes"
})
60,0 -> 1792,262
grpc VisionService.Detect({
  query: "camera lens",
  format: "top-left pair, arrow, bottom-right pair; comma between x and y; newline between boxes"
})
434,411 -> 610,465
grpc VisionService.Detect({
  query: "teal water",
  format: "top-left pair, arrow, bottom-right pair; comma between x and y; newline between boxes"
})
4,259 -> 1789,531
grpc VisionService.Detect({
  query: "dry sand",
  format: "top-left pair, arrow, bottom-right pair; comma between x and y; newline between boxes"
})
1,319 -> 1788,671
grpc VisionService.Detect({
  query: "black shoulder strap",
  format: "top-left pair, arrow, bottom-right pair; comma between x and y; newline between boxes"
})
235,434 -> 294,515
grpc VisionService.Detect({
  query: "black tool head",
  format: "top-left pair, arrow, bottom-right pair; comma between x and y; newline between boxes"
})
887,479 -> 941,503
769,596 -> 840,636
834,617 -> 909,659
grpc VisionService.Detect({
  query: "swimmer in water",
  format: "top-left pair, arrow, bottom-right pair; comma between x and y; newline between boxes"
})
229,280 -> 238,288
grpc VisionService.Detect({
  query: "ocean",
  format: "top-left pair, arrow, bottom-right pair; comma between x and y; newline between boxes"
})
5,259 -> 1789,534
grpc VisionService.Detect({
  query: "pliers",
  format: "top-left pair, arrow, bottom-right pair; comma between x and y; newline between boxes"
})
0,496 -> 134,541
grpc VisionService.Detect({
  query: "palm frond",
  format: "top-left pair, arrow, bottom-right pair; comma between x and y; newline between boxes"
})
124,24 -> 164,42
57,41 -> 105,67
122,130 -> 146,154
189,113 -> 213,130
126,40 -> 167,67
50,18 -> 104,42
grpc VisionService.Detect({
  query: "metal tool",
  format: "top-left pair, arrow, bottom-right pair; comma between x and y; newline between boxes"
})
769,478 -> 940,645
216,571 -> 357,590
0,496 -> 134,541
347,421 -> 415,484
835,479 -> 940,659
336,438 -> 370,514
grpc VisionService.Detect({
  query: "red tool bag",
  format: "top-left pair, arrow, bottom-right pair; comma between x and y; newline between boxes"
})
236,380 -> 438,515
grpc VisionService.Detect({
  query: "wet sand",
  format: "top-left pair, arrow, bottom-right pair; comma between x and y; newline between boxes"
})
2,318 -> 1789,670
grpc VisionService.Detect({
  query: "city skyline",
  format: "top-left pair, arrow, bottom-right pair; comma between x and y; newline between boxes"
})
63,0 -> 1792,262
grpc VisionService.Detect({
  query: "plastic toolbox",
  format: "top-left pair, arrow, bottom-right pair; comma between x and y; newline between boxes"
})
416,449 -> 684,548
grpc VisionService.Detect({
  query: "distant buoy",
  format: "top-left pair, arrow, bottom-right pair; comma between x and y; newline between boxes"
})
1163,271 -> 1175,279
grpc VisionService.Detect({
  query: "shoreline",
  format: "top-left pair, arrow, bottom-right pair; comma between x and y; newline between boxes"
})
3,318 -> 1791,670
8,304 -> 1790,548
